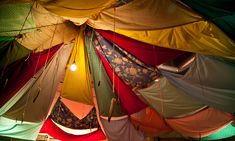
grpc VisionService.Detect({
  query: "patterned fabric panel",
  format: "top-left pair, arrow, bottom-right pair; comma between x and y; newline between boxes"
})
51,98 -> 99,129
94,32 -> 158,89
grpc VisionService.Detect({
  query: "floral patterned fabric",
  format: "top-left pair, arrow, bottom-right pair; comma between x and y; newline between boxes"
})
51,98 -> 99,129
94,32 -> 158,89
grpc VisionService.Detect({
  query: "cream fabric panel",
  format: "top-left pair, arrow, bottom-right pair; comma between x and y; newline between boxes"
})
88,0 -> 202,30
4,44 -> 72,122
17,3 -> 77,51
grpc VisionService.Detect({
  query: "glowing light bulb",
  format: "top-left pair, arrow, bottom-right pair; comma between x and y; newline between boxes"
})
155,78 -> 160,82
70,62 -> 77,71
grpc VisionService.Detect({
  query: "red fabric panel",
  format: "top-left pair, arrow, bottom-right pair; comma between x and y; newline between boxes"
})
0,44 -> 62,107
40,118 -> 106,141
96,49 -> 147,114
96,29 -> 185,66
131,107 -> 172,136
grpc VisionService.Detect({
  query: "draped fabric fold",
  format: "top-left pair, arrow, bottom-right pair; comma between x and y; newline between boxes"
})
61,28 -> 93,105
0,40 -> 30,70
17,22 -> 77,51
16,3 -> 77,51
115,21 -> 235,57
40,0 -> 116,18
0,3 -> 36,36
40,118 -> 106,141
0,68 -> 43,116
137,77 -> 206,117
166,107 -> 233,138
51,98 -> 98,129
85,29 -> 125,117
95,41 -> 147,114
101,117 -> 145,141
162,54 -> 235,113
182,0 -> 235,40
130,107 -> 172,136
3,44 -> 72,122
94,31 -> 157,89
61,98 -> 93,120
87,0 -> 202,30
0,117 -> 43,140
0,44 -> 61,108
31,2 -> 64,27
96,29 -> 185,66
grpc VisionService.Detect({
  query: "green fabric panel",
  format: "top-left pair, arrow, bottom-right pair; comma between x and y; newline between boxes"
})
85,29 -> 125,117
201,123 -> 235,140
0,3 -> 36,36
138,77 -> 205,117
0,117 -> 42,140
0,36 -> 15,41
0,41 -> 30,70
182,0 -> 235,40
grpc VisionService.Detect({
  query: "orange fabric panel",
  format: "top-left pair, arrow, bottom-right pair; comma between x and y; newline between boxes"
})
131,107 -> 172,136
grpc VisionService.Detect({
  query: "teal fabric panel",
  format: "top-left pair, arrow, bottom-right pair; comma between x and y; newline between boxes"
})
0,3 -> 36,36
182,0 -> 235,40
0,136 -> 33,141
0,117 -> 42,140
201,123 -> 235,140
85,28 -> 125,117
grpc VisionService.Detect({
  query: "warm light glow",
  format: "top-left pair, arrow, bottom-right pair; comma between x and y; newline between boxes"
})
70,62 -> 77,71
155,78 -> 160,82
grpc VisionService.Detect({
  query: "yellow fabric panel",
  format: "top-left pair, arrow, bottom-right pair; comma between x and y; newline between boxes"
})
16,3 -> 78,51
115,21 -> 235,57
88,0 -> 202,30
40,0 -> 116,18
61,29 -> 94,105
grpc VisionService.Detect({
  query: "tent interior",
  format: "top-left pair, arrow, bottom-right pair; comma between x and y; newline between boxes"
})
0,0 -> 235,141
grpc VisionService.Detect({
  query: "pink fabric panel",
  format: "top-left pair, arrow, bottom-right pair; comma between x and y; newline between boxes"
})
166,107 -> 233,138
96,29 -> 185,66
61,97 -> 93,119
40,118 -> 106,141
96,48 -> 147,114
101,117 -> 144,141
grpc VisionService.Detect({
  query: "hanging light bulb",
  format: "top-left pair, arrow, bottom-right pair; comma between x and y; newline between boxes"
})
70,61 -> 77,71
